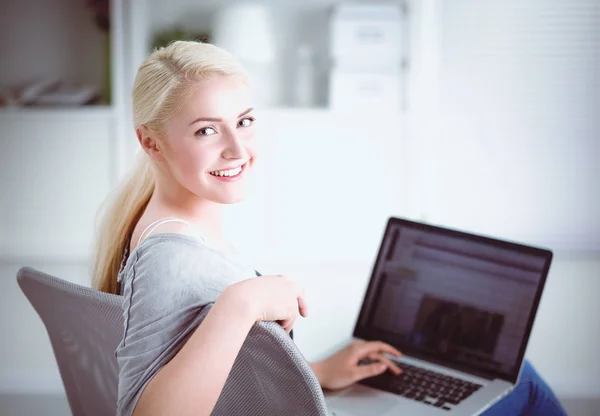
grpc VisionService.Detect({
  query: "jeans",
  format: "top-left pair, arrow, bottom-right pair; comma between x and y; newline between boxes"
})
482,360 -> 567,415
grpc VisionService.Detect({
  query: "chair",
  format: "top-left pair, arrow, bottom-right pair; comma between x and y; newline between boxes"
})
17,266 -> 330,416
18,267 -> 124,416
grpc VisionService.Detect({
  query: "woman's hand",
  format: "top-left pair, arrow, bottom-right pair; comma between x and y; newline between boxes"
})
311,340 -> 403,391
222,274 -> 308,333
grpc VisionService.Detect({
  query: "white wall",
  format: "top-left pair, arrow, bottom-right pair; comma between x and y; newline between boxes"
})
0,111 -> 114,260
0,111 -> 114,394
424,0 -> 600,251
524,255 -> 600,398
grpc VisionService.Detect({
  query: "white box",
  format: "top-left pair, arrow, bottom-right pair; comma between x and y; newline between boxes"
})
329,71 -> 402,111
330,4 -> 403,70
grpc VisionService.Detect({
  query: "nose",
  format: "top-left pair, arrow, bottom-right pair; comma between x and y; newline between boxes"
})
221,129 -> 248,161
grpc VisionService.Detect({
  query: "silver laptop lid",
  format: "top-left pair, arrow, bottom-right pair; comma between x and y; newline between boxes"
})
354,217 -> 552,384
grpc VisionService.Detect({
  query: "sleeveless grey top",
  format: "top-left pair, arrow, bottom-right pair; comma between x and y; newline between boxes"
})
114,218 -> 262,415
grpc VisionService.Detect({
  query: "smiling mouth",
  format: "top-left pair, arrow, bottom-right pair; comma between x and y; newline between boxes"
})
209,162 -> 247,178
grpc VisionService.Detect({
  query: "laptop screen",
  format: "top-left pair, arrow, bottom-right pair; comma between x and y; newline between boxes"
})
354,217 -> 552,383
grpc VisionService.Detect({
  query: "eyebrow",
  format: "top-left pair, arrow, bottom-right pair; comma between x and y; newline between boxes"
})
189,107 -> 254,125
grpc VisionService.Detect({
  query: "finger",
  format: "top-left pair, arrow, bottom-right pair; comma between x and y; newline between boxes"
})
370,341 -> 402,357
288,315 -> 297,332
354,362 -> 387,382
295,283 -> 308,310
278,318 -> 292,332
282,314 -> 297,333
367,352 -> 402,375
281,321 -> 292,333
297,291 -> 309,318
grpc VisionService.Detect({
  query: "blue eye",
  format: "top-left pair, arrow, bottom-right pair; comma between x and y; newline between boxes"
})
196,126 -> 217,136
238,117 -> 255,127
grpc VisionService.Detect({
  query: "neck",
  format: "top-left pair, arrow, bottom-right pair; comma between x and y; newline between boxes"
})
151,180 -> 224,237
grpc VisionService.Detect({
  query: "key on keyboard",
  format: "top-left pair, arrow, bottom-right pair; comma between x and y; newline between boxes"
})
359,361 -> 483,410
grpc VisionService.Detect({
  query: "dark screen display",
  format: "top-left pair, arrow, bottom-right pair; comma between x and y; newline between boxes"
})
355,218 -> 552,383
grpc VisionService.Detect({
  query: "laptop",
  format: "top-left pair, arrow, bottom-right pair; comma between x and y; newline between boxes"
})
325,217 -> 552,416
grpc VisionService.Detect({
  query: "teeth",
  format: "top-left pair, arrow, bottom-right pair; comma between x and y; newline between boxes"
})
211,166 -> 243,177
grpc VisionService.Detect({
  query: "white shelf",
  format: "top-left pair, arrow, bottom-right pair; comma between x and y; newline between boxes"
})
0,253 -> 90,266
254,107 -> 410,123
0,105 -> 115,121
0,245 -> 90,265
0,0 -> 111,103
127,0 -> 409,109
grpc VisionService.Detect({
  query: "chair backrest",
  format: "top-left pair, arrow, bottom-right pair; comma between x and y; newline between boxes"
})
17,266 -> 330,416
18,267 -> 123,416
202,303 -> 330,416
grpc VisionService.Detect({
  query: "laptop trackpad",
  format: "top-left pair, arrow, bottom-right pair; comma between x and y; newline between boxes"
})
328,384 -> 399,416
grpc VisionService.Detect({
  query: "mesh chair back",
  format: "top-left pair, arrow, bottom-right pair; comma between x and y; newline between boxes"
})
18,267 -> 122,416
17,267 -> 329,416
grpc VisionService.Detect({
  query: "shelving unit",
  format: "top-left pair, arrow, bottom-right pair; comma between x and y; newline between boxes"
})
0,0 -> 113,107
123,0 -> 410,110
0,0 -> 124,263
0,0 -> 415,264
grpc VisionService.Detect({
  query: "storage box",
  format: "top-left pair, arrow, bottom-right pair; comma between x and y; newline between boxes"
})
330,3 -> 403,71
329,70 -> 402,111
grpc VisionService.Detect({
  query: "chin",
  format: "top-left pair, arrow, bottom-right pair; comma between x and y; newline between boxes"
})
222,196 -> 246,205
213,192 -> 247,205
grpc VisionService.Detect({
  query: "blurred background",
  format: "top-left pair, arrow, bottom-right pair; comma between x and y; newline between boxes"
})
0,0 -> 598,414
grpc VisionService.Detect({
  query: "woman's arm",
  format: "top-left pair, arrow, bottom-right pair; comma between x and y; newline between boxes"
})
310,361 -> 328,388
133,291 -> 255,416
117,239 -> 307,415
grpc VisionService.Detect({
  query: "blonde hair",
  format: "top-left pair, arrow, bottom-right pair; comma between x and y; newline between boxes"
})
91,41 -> 248,294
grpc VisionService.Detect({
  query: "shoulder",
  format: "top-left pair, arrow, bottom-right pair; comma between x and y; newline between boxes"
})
127,233 -> 211,282
122,233 -> 254,300
118,235 -> 220,316
129,220 -> 204,253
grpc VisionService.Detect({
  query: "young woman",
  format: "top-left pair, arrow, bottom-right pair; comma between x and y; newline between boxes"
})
92,41 -> 567,416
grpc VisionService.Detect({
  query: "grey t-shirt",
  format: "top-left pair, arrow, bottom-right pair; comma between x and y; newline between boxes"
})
115,233 -> 260,416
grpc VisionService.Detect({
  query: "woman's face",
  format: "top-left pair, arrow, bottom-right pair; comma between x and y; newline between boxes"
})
156,74 -> 257,205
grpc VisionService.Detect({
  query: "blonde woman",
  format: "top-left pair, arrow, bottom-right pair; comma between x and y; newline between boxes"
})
92,41 -> 566,416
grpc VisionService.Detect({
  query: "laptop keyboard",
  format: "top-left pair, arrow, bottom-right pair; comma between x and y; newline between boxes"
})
359,360 -> 483,411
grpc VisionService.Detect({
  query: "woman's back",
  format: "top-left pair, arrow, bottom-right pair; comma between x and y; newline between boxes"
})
115,231 -> 258,415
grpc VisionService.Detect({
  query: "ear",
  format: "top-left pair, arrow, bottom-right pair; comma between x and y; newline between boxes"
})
136,125 -> 165,161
